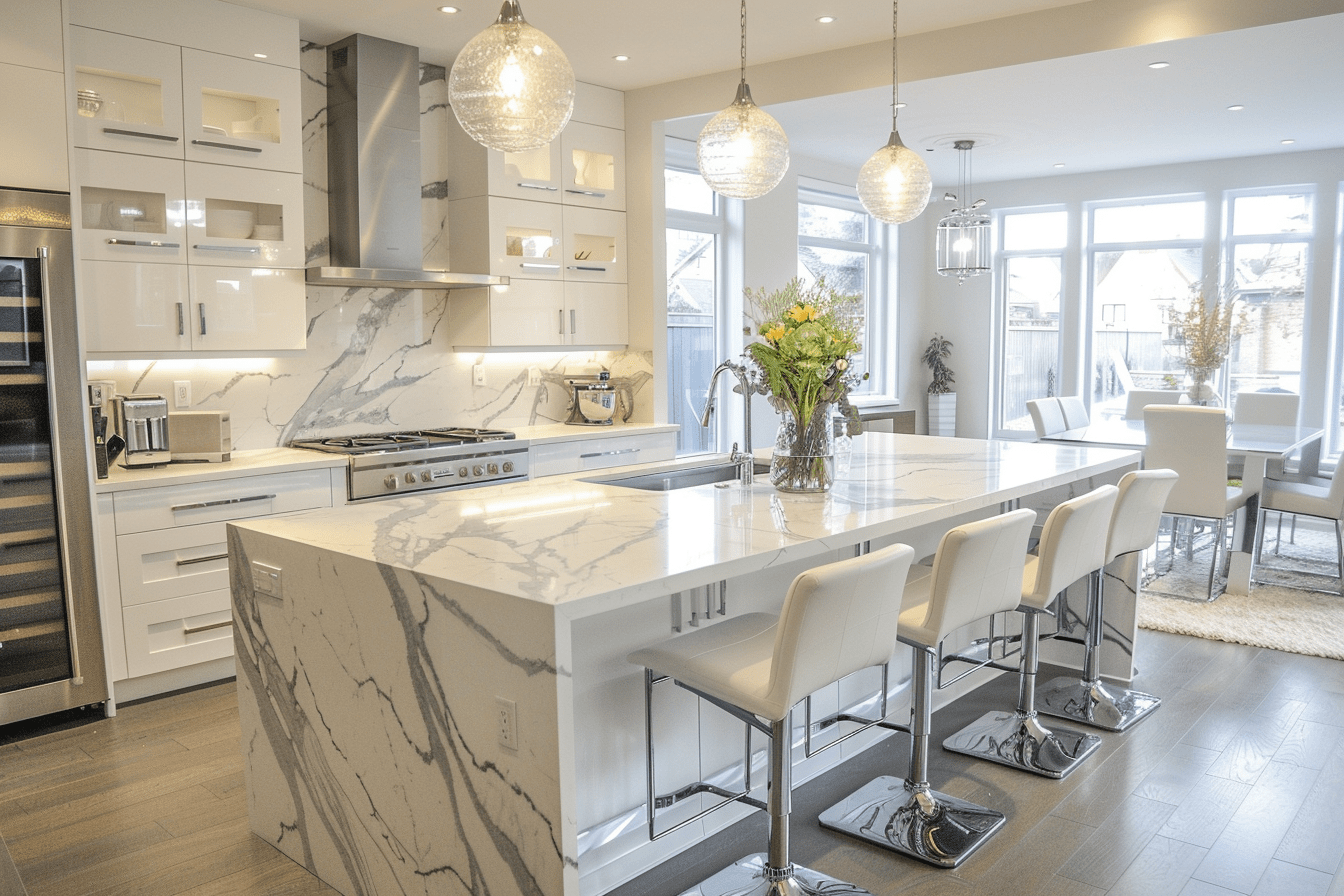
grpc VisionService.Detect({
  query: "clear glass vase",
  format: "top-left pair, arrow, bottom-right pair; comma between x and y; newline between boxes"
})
770,401 -> 836,493
1185,365 -> 1221,406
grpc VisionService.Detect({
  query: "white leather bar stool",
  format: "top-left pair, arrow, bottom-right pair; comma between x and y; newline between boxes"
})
817,508 -> 1036,869
944,485 -> 1117,778
1037,469 -> 1179,731
628,542 -> 915,896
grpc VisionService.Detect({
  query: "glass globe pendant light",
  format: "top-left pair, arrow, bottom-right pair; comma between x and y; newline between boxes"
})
936,140 -> 991,283
696,0 -> 789,200
448,0 -> 575,153
856,0 -> 931,224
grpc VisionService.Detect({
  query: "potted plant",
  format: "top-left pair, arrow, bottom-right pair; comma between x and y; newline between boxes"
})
923,333 -> 957,436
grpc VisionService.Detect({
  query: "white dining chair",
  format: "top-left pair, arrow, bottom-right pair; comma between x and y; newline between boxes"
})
1231,390 -> 1306,480
1252,467 -> 1344,594
1144,405 -> 1251,601
1027,398 -> 1067,439
1058,396 -> 1090,430
1124,389 -> 1181,420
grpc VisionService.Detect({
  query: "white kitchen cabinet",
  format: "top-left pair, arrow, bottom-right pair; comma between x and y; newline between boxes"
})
102,468 -> 333,684
80,260 -> 191,353
71,28 -> 185,159
450,280 -> 627,349
0,5 -> 70,192
561,205 -> 625,284
182,48 -> 302,173
185,162 -> 304,268
189,265 -> 306,352
529,430 -> 677,478
74,149 -> 187,264
560,121 -> 624,212
565,282 -> 628,346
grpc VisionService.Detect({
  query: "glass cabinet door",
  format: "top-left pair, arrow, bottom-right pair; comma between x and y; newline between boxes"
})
71,27 -> 184,159
181,49 -> 301,173
488,197 -> 565,279
489,142 -> 563,204
562,206 -> 626,284
561,122 -> 624,211
185,163 -> 304,268
73,149 -> 187,265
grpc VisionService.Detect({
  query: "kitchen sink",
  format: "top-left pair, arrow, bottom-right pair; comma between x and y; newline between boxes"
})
586,460 -> 770,491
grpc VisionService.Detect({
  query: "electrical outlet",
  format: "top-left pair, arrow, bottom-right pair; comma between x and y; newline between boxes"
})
527,366 -> 541,387
250,561 -> 282,598
173,380 -> 191,409
496,696 -> 517,750
473,364 -> 487,387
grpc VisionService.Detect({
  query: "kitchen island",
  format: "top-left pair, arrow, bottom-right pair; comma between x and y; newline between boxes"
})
227,433 -> 1139,896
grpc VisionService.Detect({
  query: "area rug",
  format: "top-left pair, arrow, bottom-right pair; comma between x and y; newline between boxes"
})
1137,517 -> 1344,661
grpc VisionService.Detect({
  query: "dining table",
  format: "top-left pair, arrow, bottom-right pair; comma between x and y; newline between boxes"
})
1042,415 -> 1325,594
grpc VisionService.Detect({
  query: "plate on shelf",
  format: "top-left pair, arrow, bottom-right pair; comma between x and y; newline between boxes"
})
203,125 -> 227,136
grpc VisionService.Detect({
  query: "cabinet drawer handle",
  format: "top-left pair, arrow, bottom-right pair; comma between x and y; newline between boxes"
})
192,244 -> 260,253
517,182 -> 558,192
570,308 -> 576,335
566,265 -> 607,272
558,309 -> 564,335
198,303 -> 207,336
565,189 -> 607,198
103,127 -> 180,143
2,535 -> 57,550
105,238 -> 180,248
176,552 -> 228,567
191,139 -> 263,153
183,618 -> 234,635
176,302 -> 185,336
170,493 -> 276,512
520,262 -> 560,270
580,447 -> 639,459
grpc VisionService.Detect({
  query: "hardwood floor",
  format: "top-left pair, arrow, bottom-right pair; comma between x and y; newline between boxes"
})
2,630 -> 1342,896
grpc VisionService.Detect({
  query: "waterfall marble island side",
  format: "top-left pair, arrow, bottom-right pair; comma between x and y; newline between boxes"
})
227,433 -> 1140,896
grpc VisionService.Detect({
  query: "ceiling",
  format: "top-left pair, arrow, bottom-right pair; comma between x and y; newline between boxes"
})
222,0 -> 1344,185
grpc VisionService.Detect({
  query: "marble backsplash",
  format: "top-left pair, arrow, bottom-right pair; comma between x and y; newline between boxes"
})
86,42 -> 651,451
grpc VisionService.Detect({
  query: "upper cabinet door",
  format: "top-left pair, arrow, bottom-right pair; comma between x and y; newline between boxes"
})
185,163 -> 304,268
188,266 -> 305,352
489,141 -> 564,204
487,197 -> 565,280
181,49 -> 301,173
71,27 -> 184,159
560,122 -> 624,211
561,206 -> 626,284
73,149 -> 187,264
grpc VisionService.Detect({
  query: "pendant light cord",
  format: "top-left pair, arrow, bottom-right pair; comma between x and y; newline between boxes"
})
891,0 -> 899,132
740,0 -> 748,86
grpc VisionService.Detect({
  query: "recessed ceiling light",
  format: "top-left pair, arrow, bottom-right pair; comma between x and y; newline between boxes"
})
438,5 -> 459,12
1148,61 -> 1170,69
253,53 -> 268,59
1227,104 -> 1245,111
613,55 -> 629,62
1053,162 -> 1066,168
1281,138 -> 1296,145
817,16 -> 836,24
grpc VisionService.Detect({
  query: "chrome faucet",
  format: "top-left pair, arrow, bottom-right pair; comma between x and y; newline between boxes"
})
700,359 -> 755,485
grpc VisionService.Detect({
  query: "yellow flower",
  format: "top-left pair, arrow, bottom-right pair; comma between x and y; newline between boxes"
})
763,324 -> 787,343
787,304 -> 817,323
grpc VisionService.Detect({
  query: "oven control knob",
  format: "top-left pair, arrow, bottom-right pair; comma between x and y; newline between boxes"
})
421,471 -> 432,482
502,461 -> 514,473
473,465 -> 484,477
384,475 -> 399,490
487,463 -> 499,475
459,466 -> 468,478
404,472 -> 416,485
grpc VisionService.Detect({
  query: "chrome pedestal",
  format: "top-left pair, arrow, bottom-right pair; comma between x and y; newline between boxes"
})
676,853 -> 872,896
943,709 -> 1101,779
818,777 -> 1005,869
1036,677 -> 1160,732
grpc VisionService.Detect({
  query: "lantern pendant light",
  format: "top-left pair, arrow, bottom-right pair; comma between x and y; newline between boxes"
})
696,0 -> 789,200
448,0 -> 575,153
856,0 -> 931,224
935,139 -> 991,283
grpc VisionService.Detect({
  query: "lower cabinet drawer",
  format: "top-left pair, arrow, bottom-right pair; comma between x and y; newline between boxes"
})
116,520 -> 227,607
112,468 -> 333,534
577,432 -> 676,471
122,589 -> 234,678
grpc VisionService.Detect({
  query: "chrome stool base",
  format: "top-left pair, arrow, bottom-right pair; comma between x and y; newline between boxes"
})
818,776 -> 1006,869
1036,676 -> 1161,732
676,854 -> 873,896
943,710 -> 1101,779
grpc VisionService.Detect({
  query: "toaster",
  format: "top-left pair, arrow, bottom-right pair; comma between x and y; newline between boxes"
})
167,410 -> 232,463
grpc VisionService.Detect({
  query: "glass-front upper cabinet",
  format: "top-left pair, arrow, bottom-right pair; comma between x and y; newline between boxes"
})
71,27 -> 185,159
185,163 -> 304,268
73,149 -> 186,264
560,122 -> 624,211
181,49 -> 301,173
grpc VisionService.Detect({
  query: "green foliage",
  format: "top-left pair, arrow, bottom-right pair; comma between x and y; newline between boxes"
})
923,334 -> 955,394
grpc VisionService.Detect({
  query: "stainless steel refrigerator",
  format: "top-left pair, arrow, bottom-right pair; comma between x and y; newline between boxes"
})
0,188 -> 107,724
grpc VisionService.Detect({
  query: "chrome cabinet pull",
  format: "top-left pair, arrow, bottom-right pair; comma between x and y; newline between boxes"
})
105,238 -> 180,248
565,188 -> 607,198
191,139 -> 262,153
558,309 -> 565,335
520,262 -> 560,270
566,265 -> 607,272
198,303 -> 207,336
517,182 -> 558,191
103,127 -> 180,142
579,447 -> 639,459
175,552 -> 228,567
183,618 -> 234,635
176,302 -> 185,336
570,309 -> 576,335
192,244 -> 259,253
170,493 -> 276,512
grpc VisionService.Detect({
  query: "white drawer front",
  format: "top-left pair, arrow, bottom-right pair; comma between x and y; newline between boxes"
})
577,433 -> 676,470
122,589 -> 234,678
116,521 -> 227,607
112,468 -> 331,534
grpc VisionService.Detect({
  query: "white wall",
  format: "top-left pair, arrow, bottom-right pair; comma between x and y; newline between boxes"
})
918,147 -> 1344,439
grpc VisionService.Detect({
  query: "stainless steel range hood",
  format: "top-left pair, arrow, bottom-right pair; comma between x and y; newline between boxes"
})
307,34 -> 505,291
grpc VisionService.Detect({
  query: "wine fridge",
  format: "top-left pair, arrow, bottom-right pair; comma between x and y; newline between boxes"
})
0,188 -> 107,724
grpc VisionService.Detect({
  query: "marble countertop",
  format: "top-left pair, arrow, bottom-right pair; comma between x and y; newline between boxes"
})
511,422 -> 678,444
233,433 -> 1140,619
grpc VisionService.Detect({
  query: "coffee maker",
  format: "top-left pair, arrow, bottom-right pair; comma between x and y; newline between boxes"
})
112,394 -> 171,467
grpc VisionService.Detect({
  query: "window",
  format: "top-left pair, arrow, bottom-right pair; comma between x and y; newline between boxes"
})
1224,189 -> 1313,415
995,208 -> 1067,434
796,181 -> 893,395
665,141 -> 724,454
1087,197 -> 1205,416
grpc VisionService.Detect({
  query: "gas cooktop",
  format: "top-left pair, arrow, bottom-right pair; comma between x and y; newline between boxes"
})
291,427 -> 515,455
